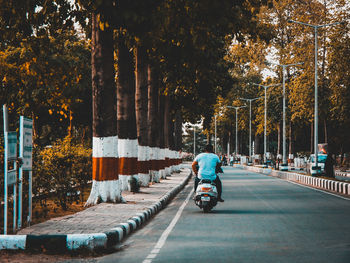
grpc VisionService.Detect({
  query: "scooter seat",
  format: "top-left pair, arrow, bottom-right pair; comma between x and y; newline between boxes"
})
199,179 -> 216,186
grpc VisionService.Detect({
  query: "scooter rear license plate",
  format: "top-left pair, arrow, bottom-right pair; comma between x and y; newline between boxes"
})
201,196 -> 210,201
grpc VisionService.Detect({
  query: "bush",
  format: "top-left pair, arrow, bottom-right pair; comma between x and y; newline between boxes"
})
33,136 -> 91,210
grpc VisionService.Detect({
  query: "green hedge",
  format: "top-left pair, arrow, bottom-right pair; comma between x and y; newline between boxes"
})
0,136 -> 91,212
33,136 -> 92,210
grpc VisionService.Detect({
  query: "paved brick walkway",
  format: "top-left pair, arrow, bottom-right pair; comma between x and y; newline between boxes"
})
18,167 -> 191,235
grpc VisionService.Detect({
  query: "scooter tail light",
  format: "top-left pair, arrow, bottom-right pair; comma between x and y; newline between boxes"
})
201,187 -> 212,192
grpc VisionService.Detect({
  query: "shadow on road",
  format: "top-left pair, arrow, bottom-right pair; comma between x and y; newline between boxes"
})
225,176 -> 273,180
208,209 -> 286,214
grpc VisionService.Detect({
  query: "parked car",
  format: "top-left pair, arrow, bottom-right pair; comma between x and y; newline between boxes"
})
306,154 -> 328,176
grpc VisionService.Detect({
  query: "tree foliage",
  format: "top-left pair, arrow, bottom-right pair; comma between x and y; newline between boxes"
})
212,0 -> 349,156
33,136 -> 91,210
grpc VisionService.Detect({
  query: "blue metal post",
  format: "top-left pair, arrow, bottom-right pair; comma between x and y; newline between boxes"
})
3,105 -> 8,234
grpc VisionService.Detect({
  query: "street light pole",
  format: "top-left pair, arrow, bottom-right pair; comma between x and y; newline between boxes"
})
252,83 -> 281,164
227,105 -> 247,157
268,62 -> 303,171
240,97 -> 261,162
288,19 -> 343,174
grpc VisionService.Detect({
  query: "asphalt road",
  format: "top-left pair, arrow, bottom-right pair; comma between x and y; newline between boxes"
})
65,166 -> 350,263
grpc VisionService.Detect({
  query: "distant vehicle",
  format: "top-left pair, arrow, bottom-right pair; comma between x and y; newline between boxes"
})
306,154 -> 328,176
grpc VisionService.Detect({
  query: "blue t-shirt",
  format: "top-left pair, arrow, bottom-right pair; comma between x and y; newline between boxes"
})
194,152 -> 220,180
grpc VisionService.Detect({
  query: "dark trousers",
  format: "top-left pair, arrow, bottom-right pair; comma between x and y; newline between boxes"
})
194,176 -> 222,199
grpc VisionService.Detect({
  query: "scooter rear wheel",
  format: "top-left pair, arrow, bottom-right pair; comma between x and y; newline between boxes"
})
203,206 -> 211,213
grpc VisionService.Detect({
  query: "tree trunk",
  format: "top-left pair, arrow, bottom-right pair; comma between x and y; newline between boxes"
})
202,115 -> 211,144
324,119 -> 327,144
163,95 -> 171,177
135,45 -> 150,186
207,134 -> 211,144
174,109 -> 182,151
68,110 -> 73,137
158,93 -> 166,179
310,121 -> 314,154
168,113 -> 176,173
277,121 -> 281,157
86,12 -> 121,206
117,36 -> 138,191
254,135 -> 259,155
174,109 -> 183,171
289,122 -> 293,156
148,64 -> 160,182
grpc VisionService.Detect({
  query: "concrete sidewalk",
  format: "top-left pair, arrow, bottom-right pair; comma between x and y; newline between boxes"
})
0,166 -> 192,251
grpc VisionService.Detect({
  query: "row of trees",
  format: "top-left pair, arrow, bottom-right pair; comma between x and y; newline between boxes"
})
210,0 -> 350,159
84,0 -> 274,204
1,1 -> 273,205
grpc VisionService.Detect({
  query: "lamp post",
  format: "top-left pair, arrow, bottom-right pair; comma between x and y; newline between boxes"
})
252,83 -> 281,164
267,62 -> 303,171
288,19 -> 343,174
187,124 -> 197,159
239,97 -> 261,163
227,105 -> 247,157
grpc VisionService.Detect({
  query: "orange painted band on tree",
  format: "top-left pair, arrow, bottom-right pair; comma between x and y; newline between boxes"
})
138,160 -> 151,174
150,160 -> 160,171
92,157 -> 119,181
165,157 -> 170,167
158,159 -> 166,170
119,157 -> 138,175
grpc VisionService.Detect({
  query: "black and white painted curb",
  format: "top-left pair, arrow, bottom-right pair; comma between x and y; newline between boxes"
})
236,164 -> 350,196
0,169 -> 192,252
335,171 -> 350,178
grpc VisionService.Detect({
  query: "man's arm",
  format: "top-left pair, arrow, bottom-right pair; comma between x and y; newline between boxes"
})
192,161 -> 198,176
215,158 -> 222,174
216,156 -> 222,168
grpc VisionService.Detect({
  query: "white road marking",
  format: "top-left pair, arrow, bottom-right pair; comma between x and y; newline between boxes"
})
142,188 -> 194,263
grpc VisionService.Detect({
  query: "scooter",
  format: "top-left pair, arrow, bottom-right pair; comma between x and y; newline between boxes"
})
194,179 -> 218,213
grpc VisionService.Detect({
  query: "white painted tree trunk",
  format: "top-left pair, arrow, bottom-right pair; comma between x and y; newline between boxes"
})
151,147 -> 160,183
138,145 -> 150,186
159,148 -> 166,179
118,139 -> 139,191
86,136 -> 123,206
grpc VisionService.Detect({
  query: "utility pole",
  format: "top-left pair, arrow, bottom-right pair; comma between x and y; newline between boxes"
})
252,83 -> 281,165
267,62 -> 303,171
240,97 -> 261,163
288,19 -> 344,175
227,105 -> 247,157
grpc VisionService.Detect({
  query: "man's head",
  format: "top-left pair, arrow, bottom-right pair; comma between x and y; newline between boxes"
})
204,144 -> 214,153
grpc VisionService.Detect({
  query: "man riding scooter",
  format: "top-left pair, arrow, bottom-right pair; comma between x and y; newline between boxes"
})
192,144 -> 224,202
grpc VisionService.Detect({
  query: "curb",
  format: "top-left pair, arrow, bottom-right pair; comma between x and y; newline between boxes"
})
237,165 -> 350,196
0,169 -> 192,252
335,171 -> 350,178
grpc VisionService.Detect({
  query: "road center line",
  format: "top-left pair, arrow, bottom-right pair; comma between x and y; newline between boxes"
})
142,187 -> 194,263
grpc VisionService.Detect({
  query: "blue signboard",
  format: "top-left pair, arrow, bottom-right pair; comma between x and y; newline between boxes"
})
7,132 -> 17,161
